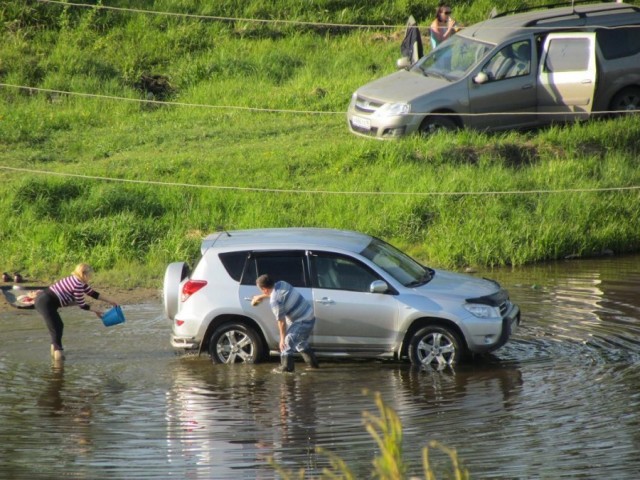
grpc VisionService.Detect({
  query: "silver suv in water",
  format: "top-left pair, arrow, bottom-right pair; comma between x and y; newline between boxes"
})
163,228 -> 520,367
347,2 -> 640,138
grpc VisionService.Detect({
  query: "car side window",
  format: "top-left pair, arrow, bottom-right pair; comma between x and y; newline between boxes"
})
544,38 -> 590,72
482,40 -> 531,81
310,253 -> 380,293
241,251 -> 307,288
219,251 -> 249,282
598,28 -> 640,60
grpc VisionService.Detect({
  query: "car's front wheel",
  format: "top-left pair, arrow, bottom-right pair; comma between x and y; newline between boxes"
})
419,115 -> 457,135
209,322 -> 264,364
408,326 -> 463,367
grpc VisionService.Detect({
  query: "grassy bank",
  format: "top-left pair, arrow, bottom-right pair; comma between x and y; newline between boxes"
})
2,0 -> 640,287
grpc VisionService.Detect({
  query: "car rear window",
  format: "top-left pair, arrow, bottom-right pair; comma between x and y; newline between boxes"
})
219,251 -> 249,282
598,27 -> 640,60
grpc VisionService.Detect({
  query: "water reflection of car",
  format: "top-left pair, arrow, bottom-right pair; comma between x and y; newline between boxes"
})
163,228 -> 520,366
347,2 -> 640,139
164,360 -> 525,478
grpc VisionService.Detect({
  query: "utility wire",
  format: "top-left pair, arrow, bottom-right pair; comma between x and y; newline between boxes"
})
2,83 -> 635,117
35,0 -> 400,29
1,165 -> 639,197
0,83 -> 339,115
35,0 -> 640,31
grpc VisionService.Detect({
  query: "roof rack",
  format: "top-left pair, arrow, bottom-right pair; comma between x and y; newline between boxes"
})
490,0 -> 627,19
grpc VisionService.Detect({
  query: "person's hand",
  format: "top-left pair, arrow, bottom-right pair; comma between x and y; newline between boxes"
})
251,295 -> 263,307
94,310 -> 103,319
279,339 -> 285,352
110,301 -> 119,307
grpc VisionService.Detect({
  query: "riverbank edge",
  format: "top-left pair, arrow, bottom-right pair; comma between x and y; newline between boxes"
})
0,283 -> 161,314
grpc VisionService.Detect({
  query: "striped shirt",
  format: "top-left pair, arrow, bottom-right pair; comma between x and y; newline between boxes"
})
269,281 -> 314,327
50,275 -> 99,310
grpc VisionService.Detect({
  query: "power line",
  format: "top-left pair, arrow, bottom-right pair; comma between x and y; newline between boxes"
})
36,0 -> 399,29
35,0 -> 640,31
0,83 -> 340,115
2,83 -> 636,117
1,165 -> 639,197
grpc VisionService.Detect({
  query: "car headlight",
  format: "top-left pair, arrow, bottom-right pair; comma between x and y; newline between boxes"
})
464,303 -> 500,319
372,102 -> 411,118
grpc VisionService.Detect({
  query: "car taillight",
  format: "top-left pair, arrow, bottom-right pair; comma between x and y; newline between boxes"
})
181,280 -> 207,302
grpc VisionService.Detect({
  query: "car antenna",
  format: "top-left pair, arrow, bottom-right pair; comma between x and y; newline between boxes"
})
202,226 -> 231,254
216,226 -> 231,237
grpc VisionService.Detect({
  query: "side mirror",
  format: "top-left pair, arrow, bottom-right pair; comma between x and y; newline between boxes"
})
396,57 -> 411,70
474,72 -> 489,84
370,280 -> 389,294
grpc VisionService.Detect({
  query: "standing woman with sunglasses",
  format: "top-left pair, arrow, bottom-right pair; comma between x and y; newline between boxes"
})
430,3 -> 457,49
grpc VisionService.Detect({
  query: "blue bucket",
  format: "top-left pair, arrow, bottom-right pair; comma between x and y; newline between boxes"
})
102,305 -> 125,327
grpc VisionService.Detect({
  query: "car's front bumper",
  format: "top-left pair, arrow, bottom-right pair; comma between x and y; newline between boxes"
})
496,304 -> 521,350
468,303 -> 521,354
347,109 -> 421,139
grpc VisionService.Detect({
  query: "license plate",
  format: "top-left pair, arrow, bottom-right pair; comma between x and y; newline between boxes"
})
351,116 -> 371,130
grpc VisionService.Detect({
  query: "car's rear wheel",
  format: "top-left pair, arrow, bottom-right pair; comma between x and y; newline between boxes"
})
419,115 -> 457,135
408,326 -> 463,367
609,87 -> 640,115
209,322 -> 263,364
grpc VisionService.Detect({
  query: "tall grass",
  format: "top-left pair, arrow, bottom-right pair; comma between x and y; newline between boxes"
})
1,1 -> 640,285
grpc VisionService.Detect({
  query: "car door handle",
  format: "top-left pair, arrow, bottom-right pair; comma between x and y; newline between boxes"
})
521,83 -> 533,90
581,79 -> 592,84
315,297 -> 335,305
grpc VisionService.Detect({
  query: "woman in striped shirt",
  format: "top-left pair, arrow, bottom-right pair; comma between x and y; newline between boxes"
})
35,263 -> 118,361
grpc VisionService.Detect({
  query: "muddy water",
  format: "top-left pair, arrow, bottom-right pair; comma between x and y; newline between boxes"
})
1,257 -> 640,479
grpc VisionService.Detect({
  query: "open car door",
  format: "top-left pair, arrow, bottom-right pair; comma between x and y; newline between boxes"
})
537,32 -> 597,124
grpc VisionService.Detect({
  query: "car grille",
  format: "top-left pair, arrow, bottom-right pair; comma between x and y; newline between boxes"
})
354,96 -> 383,114
499,300 -> 510,316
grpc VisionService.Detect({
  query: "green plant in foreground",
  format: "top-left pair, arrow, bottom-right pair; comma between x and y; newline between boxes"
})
270,390 -> 470,479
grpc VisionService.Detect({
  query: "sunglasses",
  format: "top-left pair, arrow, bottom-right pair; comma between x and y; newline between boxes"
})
443,10 -> 452,15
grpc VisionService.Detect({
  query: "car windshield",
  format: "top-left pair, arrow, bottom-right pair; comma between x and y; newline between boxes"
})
360,238 -> 432,287
412,35 -> 494,81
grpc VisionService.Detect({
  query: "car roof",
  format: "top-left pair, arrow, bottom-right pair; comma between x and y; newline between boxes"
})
201,228 -> 373,254
459,2 -> 640,45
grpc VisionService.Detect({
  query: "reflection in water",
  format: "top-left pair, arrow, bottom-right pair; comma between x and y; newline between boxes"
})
37,364 -> 66,416
36,363 -> 95,458
1,257 -> 640,478
161,359 -> 529,479
165,363 -> 323,479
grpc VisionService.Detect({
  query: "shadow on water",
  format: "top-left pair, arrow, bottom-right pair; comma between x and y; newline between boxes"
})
1,256 -> 640,478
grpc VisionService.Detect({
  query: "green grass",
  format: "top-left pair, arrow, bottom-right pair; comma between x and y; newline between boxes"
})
2,1 -> 640,286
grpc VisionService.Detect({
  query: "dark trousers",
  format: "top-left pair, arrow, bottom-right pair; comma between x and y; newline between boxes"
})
35,289 -> 64,351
